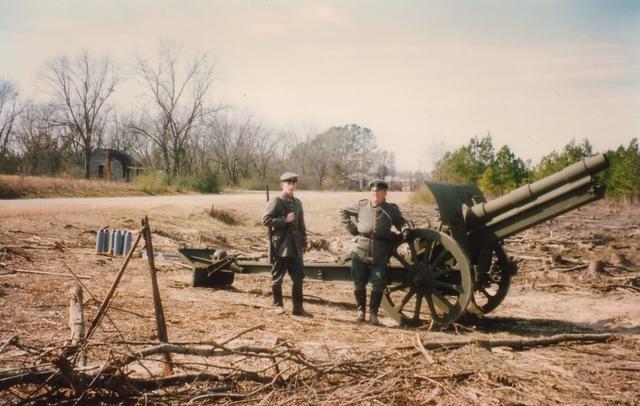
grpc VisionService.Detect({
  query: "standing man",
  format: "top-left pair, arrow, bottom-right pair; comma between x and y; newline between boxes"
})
263,172 -> 312,317
339,179 -> 410,325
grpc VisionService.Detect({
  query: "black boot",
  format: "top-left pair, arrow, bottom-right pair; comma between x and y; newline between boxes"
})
292,282 -> 312,317
272,285 -> 285,315
369,291 -> 383,325
354,289 -> 366,322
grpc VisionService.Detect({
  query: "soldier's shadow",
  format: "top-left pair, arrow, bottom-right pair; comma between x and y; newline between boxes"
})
303,294 -> 356,311
227,288 -> 357,310
229,287 -> 640,335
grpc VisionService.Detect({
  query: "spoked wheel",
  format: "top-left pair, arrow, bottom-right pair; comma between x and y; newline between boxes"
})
382,229 -> 473,328
469,244 -> 514,314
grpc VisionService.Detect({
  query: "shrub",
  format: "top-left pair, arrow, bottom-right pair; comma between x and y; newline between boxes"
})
136,171 -> 171,194
0,179 -> 22,198
194,170 -> 219,193
173,175 -> 198,193
238,177 -> 270,191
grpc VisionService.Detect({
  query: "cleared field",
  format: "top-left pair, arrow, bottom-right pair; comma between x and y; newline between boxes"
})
0,192 -> 639,404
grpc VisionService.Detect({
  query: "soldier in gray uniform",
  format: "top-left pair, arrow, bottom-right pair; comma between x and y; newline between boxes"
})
263,172 -> 311,317
339,179 -> 410,325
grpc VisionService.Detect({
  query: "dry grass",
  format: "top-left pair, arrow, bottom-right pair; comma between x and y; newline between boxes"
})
0,174 -> 154,199
208,204 -> 243,225
0,199 -> 638,404
409,183 -> 436,205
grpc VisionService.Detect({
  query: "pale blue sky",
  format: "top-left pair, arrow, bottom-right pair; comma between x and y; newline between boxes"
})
1,0 -> 638,170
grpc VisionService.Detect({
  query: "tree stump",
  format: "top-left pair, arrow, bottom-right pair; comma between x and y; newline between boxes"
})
586,259 -> 605,278
68,282 -> 85,367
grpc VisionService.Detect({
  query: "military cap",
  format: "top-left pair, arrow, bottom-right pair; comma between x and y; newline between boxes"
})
369,178 -> 388,190
279,172 -> 299,182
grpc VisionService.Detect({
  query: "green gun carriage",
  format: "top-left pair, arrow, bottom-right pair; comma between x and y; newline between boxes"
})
179,153 -> 608,328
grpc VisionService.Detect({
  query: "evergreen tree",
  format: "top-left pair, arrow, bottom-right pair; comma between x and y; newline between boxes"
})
432,133 -> 495,184
606,138 -> 640,202
479,145 -> 526,196
534,138 -> 593,179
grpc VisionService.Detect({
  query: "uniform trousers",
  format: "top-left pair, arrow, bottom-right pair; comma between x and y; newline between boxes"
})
351,259 -> 387,293
271,256 -> 304,287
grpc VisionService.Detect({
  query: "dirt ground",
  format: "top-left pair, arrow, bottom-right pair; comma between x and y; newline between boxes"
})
1,191 -> 639,405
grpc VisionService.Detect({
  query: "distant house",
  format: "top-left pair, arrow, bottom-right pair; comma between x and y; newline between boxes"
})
89,148 -> 143,182
388,176 -> 419,192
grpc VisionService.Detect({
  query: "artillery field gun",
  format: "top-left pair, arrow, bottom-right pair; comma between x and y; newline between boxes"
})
179,153 -> 609,328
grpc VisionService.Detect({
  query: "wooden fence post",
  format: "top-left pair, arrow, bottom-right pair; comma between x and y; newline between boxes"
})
142,216 -> 174,376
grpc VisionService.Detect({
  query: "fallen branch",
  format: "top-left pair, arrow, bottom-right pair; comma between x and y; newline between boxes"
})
129,371 -> 272,389
414,333 -> 434,364
556,264 -> 588,273
510,254 -> 546,262
12,269 -> 92,280
0,334 -> 18,354
404,333 -> 614,352
531,283 -> 592,292
135,343 -> 279,359
598,284 -> 640,294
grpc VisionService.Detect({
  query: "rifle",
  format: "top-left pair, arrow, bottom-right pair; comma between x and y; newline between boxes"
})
266,185 -> 276,264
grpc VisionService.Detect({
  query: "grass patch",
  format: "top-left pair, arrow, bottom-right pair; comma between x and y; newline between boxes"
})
0,174 -> 151,199
0,169 -> 223,199
136,171 -> 172,194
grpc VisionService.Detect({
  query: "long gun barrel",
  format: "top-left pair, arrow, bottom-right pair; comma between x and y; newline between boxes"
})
464,153 -> 608,227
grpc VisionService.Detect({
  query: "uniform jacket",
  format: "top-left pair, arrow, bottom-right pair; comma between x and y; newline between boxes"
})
263,193 -> 307,258
339,199 -> 408,264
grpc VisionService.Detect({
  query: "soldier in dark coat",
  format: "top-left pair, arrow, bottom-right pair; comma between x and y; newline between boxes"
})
263,172 -> 311,317
339,179 -> 410,325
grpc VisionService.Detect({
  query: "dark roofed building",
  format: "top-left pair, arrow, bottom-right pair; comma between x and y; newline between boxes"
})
89,148 -> 143,182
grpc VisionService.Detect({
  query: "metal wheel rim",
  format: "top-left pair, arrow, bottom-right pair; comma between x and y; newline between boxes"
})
470,244 -> 512,314
382,228 -> 473,328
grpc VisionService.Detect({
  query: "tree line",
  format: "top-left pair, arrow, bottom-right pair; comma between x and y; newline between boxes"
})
432,134 -> 640,202
0,46 -> 637,199
0,46 -> 396,192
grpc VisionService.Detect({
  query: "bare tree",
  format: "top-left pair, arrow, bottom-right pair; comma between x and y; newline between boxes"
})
43,52 -> 118,179
251,123 -> 281,181
0,79 -> 21,165
14,102 -> 65,175
206,111 -> 256,186
130,43 -> 215,180
307,135 -> 333,188
287,123 -> 317,177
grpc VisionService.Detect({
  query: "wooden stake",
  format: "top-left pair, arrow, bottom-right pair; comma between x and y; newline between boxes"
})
141,216 -> 174,376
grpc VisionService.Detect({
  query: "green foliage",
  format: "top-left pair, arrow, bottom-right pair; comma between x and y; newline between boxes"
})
193,169 -> 220,193
434,148 -> 474,183
604,138 -> 640,201
173,175 -> 197,193
432,133 -> 495,184
533,139 -> 593,180
479,145 -> 527,196
171,171 -> 220,194
136,170 -> 171,194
